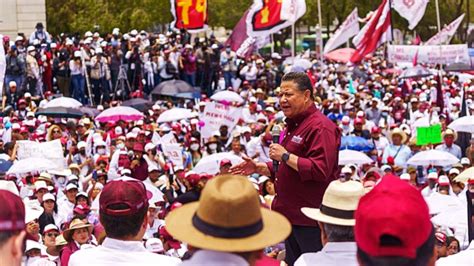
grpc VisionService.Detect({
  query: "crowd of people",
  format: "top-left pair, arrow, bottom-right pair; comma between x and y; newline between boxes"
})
0,23 -> 473,266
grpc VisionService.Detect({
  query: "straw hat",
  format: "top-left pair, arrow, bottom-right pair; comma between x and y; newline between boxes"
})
46,234 -> 68,256
165,175 -> 291,252
442,128 -> 457,141
63,219 -> 93,242
389,128 -> 408,144
301,180 -> 365,226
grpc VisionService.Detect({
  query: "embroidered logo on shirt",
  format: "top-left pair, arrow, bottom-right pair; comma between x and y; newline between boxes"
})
291,135 -> 303,144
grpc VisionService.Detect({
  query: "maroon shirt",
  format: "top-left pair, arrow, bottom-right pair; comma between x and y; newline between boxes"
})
267,104 -> 341,226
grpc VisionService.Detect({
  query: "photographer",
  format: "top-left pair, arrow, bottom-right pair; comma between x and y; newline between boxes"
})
90,47 -> 111,105
69,51 -> 86,104
5,46 -> 25,95
53,48 -> 71,96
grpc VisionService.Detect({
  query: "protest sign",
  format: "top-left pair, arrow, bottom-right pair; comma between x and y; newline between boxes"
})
387,44 -> 470,65
162,143 -> 184,169
416,124 -> 442,146
200,102 -> 242,139
16,139 -> 66,169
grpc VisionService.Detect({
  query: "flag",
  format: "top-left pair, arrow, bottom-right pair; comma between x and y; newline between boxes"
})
350,0 -> 391,63
323,8 -> 360,54
170,0 -> 208,33
392,0 -> 429,30
424,14 -> 465,45
225,11 -> 270,58
435,73 -> 444,113
412,49 -> 418,66
412,34 -> 421,45
246,0 -> 306,37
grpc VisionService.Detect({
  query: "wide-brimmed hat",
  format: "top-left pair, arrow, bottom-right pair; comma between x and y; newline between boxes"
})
63,219 -> 93,242
389,128 -> 408,144
442,128 -> 457,141
46,234 -> 67,256
301,180 -> 365,226
165,175 -> 291,252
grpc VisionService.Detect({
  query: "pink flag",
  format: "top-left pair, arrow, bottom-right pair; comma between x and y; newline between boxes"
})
425,14 -> 465,45
350,0 -> 391,63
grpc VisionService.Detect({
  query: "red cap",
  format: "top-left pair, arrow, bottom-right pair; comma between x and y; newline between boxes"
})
355,174 -> 432,259
371,126 -> 381,134
468,178 -> 474,185
435,232 -> 446,244
159,226 -> 181,249
186,173 -> 202,187
0,190 -> 25,232
354,118 -> 364,125
133,143 -> 144,152
220,159 -> 232,167
44,91 -> 53,97
99,179 -> 149,216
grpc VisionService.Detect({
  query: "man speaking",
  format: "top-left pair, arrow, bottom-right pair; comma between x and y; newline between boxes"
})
232,72 -> 341,265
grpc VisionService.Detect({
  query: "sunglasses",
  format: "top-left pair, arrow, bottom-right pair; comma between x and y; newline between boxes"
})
46,233 -> 59,237
53,130 -> 61,133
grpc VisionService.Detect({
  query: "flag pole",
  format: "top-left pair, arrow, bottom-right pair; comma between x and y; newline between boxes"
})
291,23 -> 295,58
435,0 -> 441,32
317,0 -> 323,61
388,0 -> 394,43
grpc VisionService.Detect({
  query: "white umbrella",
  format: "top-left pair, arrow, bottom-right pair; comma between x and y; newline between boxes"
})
406,150 -> 459,166
7,157 -> 58,174
142,181 -> 164,203
424,193 -> 465,215
454,167 -> 474,183
45,97 -> 83,108
211,91 -> 244,104
157,108 -> 196,123
448,116 -> 474,133
193,152 -> 244,175
338,150 -> 373,166
431,208 -> 468,232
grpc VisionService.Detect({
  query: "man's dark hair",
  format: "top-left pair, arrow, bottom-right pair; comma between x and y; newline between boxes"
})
357,228 -> 435,266
0,231 -> 21,248
281,72 -> 314,99
323,223 -> 354,242
100,204 -> 147,239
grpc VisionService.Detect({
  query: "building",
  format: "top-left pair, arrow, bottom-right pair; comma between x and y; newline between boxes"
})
0,0 -> 46,38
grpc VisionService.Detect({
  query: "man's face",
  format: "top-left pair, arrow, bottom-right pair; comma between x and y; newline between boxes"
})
66,189 -> 78,202
392,135 -> 402,145
279,81 -> 310,118
43,230 -> 59,247
220,164 -> 231,174
149,171 -> 159,182
444,135 -> 454,146
26,219 -> 39,235
126,138 -> 136,149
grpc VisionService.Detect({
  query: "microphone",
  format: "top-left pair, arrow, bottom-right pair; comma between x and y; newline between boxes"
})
271,125 -> 281,173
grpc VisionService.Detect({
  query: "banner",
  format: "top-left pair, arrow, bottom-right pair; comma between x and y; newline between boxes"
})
0,38 -> 5,99
16,140 -> 66,169
351,0 -> 391,63
162,143 -> 184,169
170,0 -> 208,33
425,14 -> 465,45
392,0 -> 429,30
226,11 -> 270,58
200,102 -> 242,139
323,8 -> 359,54
416,124 -> 442,145
246,0 -> 306,37
387,44 -> 470,64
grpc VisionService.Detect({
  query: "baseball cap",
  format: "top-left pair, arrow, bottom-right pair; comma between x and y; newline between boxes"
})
99,178 -> 149,216
355,175 -> 432,259
437,175 -> 450,186
354,118 -> 364,125
220,159 -> 232,167
435,232 -> 446,244
0,190 -> 25,231
43,193 -> 55,202
460,157 -> 470,165
145,238 -> 164,253
427,172 -> 438,180
44,224 -> 59,234
381,165 -> 392,172
448,168 -> 460,175
65,183 -> 78,191
148,165 -> 159,173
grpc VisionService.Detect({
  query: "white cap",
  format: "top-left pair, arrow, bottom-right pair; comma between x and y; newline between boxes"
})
115,126 -> 123,135
185,44 -> 193,49
190,118 -> 199,125
25,207 -> 43,224
24,92 -> 32,98
461,157 -> 470,165
341,166 -> 352,174
25,240 -> 43,252
211,44 -> 219,49
95,47 -> 103,54
126,132 -> 137,139
67,174 -> 79,181
427,172 -> 438,180
438,175 -> 450,186
65,183 -> 78,191
130,29 -> 138,36
448,168 -> 460,175
152,105 -> 161,111
356,111 -> 365,117
145,143 -> 155,152
93,32 -> 100,38
8,81 -> 16,87
381,165 -> 392,172
27,46 -> 35,52
65,39 -> 73,45
271,52 -> 281,59
74,51 -> 81,58
76,191 -> 88,198
50,42 -> 57,48
241,126 -> 251,133
12,123 -> 20,130
43,193 -> 55,202
77,141 -> 87,150
145,238 -> 164,253
120,168 -> 132,176
148,165 -> 159,173
158,124 -> 170,132
15,36 -> 23,42
258,176 -> 270,184
43,224 -> 59,233
85,31 -> 93,37
26,111 -> 35,118
34,181 -> 48,191
0,180 -> 20,195
400,173 -> 410,181
249,96 -> 257,103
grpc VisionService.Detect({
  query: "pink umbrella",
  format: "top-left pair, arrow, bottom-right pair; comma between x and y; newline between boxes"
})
95,106 -> 144,122
325,48 -> 356,63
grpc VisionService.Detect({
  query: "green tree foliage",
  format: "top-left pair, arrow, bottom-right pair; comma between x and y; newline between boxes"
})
46,0 -> 472,41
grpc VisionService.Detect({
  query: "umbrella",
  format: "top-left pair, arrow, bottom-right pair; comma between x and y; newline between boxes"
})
151,80 -> 200,99
444,62 -> 473,72
406,150 -> 459,166
340,136 -> 375,152
454,167 -> 474,183
448,116 -> 474,133
211,91 -> 244,104
7,157 -> 58,174
79,107 -> 101,117
192,153 -> 244,175
45,97 -> 83,108
398,66 -> 432,79
324,48 -> 356,63
142,180 -> 164,203
157,108 -> 196,123
338,150 -> 373,166
122,98 -> 153,112
292,58 -> 312,70
0,159 -> 13,173
95,106 -> 144,123
431,209 -> 468,243
424,193 -> 465,215
36,107 -> 84,119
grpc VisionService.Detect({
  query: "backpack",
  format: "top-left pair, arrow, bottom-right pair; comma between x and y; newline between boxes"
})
165,61 -> 177,76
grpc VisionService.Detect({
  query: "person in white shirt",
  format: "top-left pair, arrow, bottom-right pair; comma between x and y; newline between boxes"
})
58,183 -> 78,222
69,178 -> 180,266
435,129 -> 462,159
295,180 -> 365,266
165,175 -> 291,266
436,241 -> 474,266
